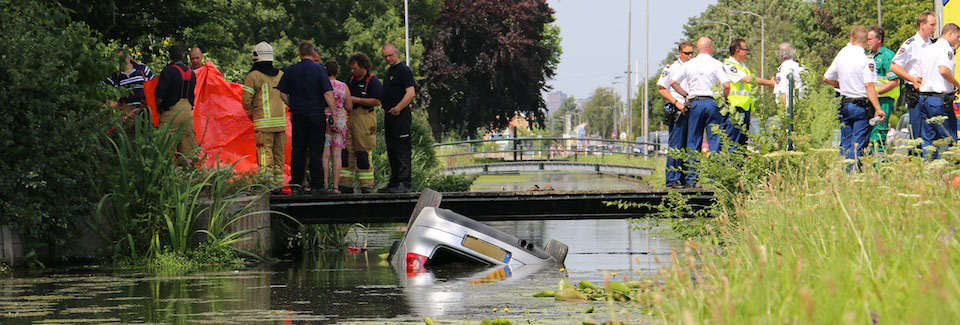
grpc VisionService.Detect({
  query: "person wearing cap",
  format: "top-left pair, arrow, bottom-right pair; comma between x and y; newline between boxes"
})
155,44 -> 198,154
668,36 -> 731,186
276,40 -> 338,196
916,23 -> 960,160
338,52 -> 382,194
822,26 -> 886,172
866,25 -> 899,154
242,42 -> 287,190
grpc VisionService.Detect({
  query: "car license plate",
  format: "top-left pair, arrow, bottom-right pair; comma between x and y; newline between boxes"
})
462,235 -> 511,263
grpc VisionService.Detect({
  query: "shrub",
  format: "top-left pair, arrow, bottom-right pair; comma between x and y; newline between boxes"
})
0,0 -> 120,250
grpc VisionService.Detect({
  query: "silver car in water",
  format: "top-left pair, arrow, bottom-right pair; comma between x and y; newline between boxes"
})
389,207 -> 568,277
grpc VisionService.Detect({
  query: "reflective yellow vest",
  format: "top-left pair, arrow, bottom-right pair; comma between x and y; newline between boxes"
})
724,57 -> 755,111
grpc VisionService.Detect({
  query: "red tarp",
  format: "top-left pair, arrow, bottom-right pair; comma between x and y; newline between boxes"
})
143,62 -> 293,190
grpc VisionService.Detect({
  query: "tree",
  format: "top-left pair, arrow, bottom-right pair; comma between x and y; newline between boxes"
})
581,87 -> 621,138
421,0 -> 560,140
0,0 -> 119,248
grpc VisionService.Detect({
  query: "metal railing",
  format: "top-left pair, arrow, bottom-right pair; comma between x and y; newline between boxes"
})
433,129 -> 663,162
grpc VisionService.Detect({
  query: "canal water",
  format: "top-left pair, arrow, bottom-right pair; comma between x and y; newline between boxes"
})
0,173 -> 680,324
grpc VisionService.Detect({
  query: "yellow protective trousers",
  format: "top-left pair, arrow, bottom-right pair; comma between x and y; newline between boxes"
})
339,108 -> 377,189
255,131 -> 286,185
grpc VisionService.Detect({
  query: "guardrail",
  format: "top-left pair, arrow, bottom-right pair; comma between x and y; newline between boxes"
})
433,133 -> 665,161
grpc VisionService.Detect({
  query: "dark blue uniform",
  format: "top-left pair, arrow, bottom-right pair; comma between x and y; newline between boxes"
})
276,58 -> 334,192
381,62 -> 417,189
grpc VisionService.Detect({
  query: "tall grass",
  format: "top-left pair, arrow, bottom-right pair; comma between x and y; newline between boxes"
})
91,115 -> 277,263
637,147 -> 960,323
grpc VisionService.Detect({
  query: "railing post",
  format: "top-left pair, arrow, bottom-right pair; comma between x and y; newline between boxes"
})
787,74 -> 795,151
513,127 -> 518,161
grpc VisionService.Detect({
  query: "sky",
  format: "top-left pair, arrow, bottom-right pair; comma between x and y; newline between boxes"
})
546,0 -> 716,100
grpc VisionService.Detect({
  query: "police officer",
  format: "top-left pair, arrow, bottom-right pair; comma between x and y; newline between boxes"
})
866,26 -> 899,153
338,52 -> 382,194
822,26 -> 887,171
891,11 -> 937,140
669,36 -> 731,186
722,39 -> 775,150
379,43 -> 417,193
656,41 -> 694,189
773,43 -> 804,107
242,42 -> 286,190
917,23 -> 960,159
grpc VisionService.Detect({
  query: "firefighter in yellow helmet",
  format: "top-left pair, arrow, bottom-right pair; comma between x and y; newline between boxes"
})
242,42 -> 287,189
338,52 -> 382,194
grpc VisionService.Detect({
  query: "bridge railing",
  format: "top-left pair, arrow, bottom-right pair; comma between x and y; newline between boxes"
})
433,136 -> 663,166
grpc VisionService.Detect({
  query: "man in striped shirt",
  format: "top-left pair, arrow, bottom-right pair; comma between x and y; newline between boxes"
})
105,50 -> 155,120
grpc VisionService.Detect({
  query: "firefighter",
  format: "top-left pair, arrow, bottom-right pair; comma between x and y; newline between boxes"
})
242,42 -> 287,189
338,52 -> 382,194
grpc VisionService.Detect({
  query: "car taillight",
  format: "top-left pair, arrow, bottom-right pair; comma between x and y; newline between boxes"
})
405,252 -> 429,276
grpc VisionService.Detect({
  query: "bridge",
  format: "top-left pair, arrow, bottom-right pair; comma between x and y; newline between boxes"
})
270,188 -> 714,224
440,161 -> 654,179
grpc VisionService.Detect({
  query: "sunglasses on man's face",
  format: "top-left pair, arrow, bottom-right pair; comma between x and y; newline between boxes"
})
681,51 -> 694,55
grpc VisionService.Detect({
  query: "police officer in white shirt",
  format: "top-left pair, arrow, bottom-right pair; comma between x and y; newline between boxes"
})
917,23 -> 960,159
891,11 -> 937,140
774,42 -> 804,107
823,26 -> 887,171
669,36 -> 731,186
656,41 -> 694,189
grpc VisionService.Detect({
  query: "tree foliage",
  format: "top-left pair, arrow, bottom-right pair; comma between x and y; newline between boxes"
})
545,96 -> 579,137
0,0 -> 119,248
421,0 -> 560,140
581,87 -> 621,138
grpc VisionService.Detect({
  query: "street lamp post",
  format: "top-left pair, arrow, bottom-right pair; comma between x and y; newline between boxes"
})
611,83 -> 624,138
703,20 -> 732,51
730,10 -> 765,82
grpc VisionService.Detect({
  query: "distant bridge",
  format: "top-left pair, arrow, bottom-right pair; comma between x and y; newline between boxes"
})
441,161 -> 654,178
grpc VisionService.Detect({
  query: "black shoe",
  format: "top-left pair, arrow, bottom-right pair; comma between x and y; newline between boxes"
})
290,187 -> 304,196
398,184 -> 412,193
338,186 -> 355,194
359,187 -> 373,194
667,183 -> 684,190
312,188 -> 333,196
378,184 -> 399,193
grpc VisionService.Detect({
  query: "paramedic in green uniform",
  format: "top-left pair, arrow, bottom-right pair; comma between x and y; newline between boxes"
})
866,25 -> 900,153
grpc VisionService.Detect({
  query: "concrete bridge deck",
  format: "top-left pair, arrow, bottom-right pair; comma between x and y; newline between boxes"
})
270,188 -> 714,224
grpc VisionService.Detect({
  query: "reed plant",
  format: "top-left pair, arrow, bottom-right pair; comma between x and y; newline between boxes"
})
636,145 -> 960,323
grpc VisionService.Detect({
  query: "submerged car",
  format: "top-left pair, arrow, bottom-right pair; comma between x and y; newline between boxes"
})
389,206 -> 568,276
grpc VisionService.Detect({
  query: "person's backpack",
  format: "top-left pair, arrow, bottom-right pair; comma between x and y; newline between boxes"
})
170,63 -> 193,99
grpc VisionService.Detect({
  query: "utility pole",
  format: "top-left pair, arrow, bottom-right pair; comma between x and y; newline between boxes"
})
626,0 -> 632,140
642,0 -> 649,149
877,0 -> 882,25
404,0 -> 410,66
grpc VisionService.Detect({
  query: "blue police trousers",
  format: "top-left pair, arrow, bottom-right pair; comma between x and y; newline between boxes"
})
684,98 -> 723,185
838,102 -> 871,172
665,104 -> 688,186
721,106 -> 751,152
919,96 -> 956,160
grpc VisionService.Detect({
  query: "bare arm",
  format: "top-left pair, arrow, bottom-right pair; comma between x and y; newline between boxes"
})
822,77 -> 840,89
388,87 -> 416,115
323,91 -> 337,112
657,86 -> 685,113
352,96 -> 380,107
280,92 -> 289,105
721,82 -> 731,98
890,63 -> 921,89
877,79 -> 899,94
669,80 -> 688,98
865,82 -> 886,122
940,66 -> 960,91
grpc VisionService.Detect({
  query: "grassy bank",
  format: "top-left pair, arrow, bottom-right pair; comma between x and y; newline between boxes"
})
639,151 -> 960,323
565,154 -> 666,187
